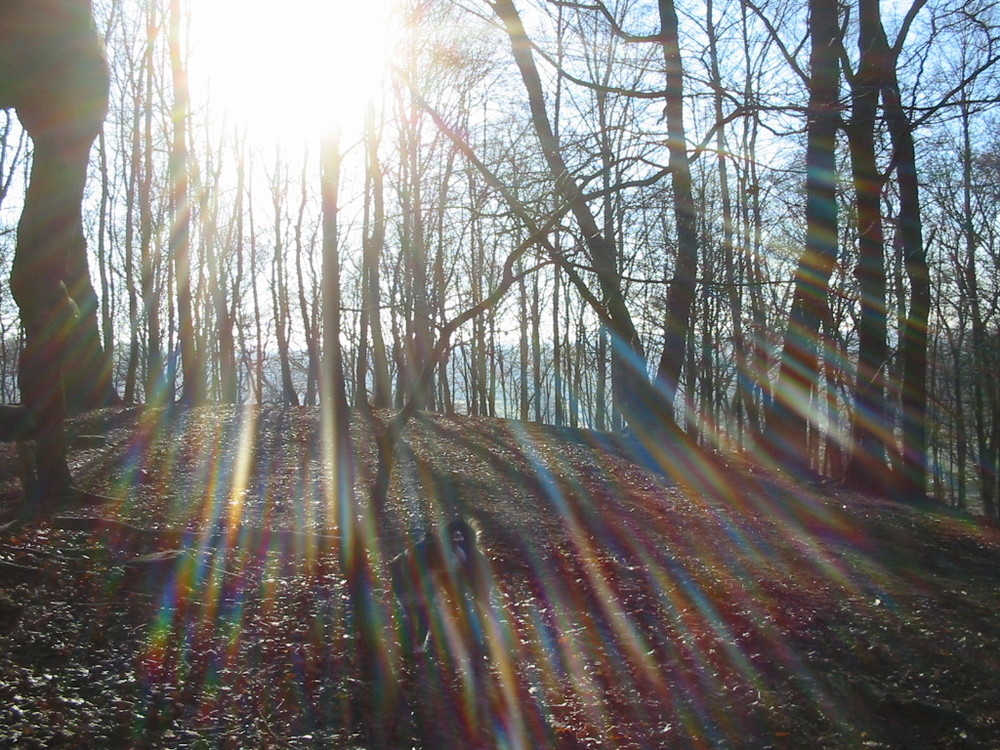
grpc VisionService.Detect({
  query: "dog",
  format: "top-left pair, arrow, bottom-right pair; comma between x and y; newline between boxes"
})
390,519 -> 490,655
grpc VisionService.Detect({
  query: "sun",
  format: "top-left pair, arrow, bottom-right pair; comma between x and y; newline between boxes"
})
189,0 -> 398,144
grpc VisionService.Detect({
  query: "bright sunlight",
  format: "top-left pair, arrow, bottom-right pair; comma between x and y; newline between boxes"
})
189,0 -> 398,144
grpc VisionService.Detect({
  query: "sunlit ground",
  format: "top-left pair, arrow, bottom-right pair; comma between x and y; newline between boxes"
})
1,404 -> 997,747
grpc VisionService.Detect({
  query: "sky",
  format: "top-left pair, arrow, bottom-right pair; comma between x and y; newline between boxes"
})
188,0 -> 399,145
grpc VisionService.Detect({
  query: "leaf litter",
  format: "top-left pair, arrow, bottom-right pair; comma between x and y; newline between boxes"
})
0,405 -> 997,748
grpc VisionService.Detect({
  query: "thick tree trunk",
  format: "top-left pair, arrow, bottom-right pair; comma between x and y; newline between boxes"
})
762,0 -> 840,474
654,0 -> 699,424
62,127 -> 119,413
879,2 -> 929,500
844,0 -> 892,492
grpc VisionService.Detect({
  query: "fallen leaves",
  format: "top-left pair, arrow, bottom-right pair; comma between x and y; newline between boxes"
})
0,406 -> 997,747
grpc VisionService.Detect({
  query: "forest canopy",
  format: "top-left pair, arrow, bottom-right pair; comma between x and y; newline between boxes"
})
0,0 -> 998,514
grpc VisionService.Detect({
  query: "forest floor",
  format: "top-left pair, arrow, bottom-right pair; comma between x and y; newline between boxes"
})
0,405 -> 998,749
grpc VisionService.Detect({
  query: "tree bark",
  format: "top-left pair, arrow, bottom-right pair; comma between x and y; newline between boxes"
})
320,129 -> 351,456
270,162 -> 299,407
654,0 -> 700,424
294,157 -> 320,406
762,0 -> 840,474
396,76 -> 434,410
844,0 -> 892,491
122,80 -> 140,404
491,0 -> 655,434
882,14 -> 930,500
364,104 -> 392,409
168,0 -> 201,404
140,0 -> 163,403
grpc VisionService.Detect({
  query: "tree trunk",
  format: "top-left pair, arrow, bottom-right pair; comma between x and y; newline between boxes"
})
552,260 -> 563,426
363,103 -> 392,409
707,0 -> 748,445
320,128 -> 352,468
880,2 -> 929,499
532,270 -> 541,423
762,0 -> 840,474
246,165 -> 264,403
270,158 -> 298,406
203,136 -> 238,403
518,271 -> 529,421
492,0 -> 656,435
168,0 -> 201,404
397,80 -> 434,410
654,0 -> 700,425
294,158 -> 320,406
140,0 -> 162,403
122,93 -> 140,404
844,0 -> 892,492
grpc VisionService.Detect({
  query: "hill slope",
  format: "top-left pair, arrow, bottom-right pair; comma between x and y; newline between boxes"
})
1,405 -> 998,748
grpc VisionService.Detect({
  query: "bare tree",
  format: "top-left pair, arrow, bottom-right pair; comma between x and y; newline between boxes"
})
491,0 -> 657,435
842,0 -> 893,492
763,0 -> 841,473
168,0 -> 201,403
356,100 -> 392,410
268,155 -> 300,406
882,3 -> 930,500
654,0 -> 700,425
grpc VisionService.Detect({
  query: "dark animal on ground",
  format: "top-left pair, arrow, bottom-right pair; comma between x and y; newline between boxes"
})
390,519 -> 491,655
